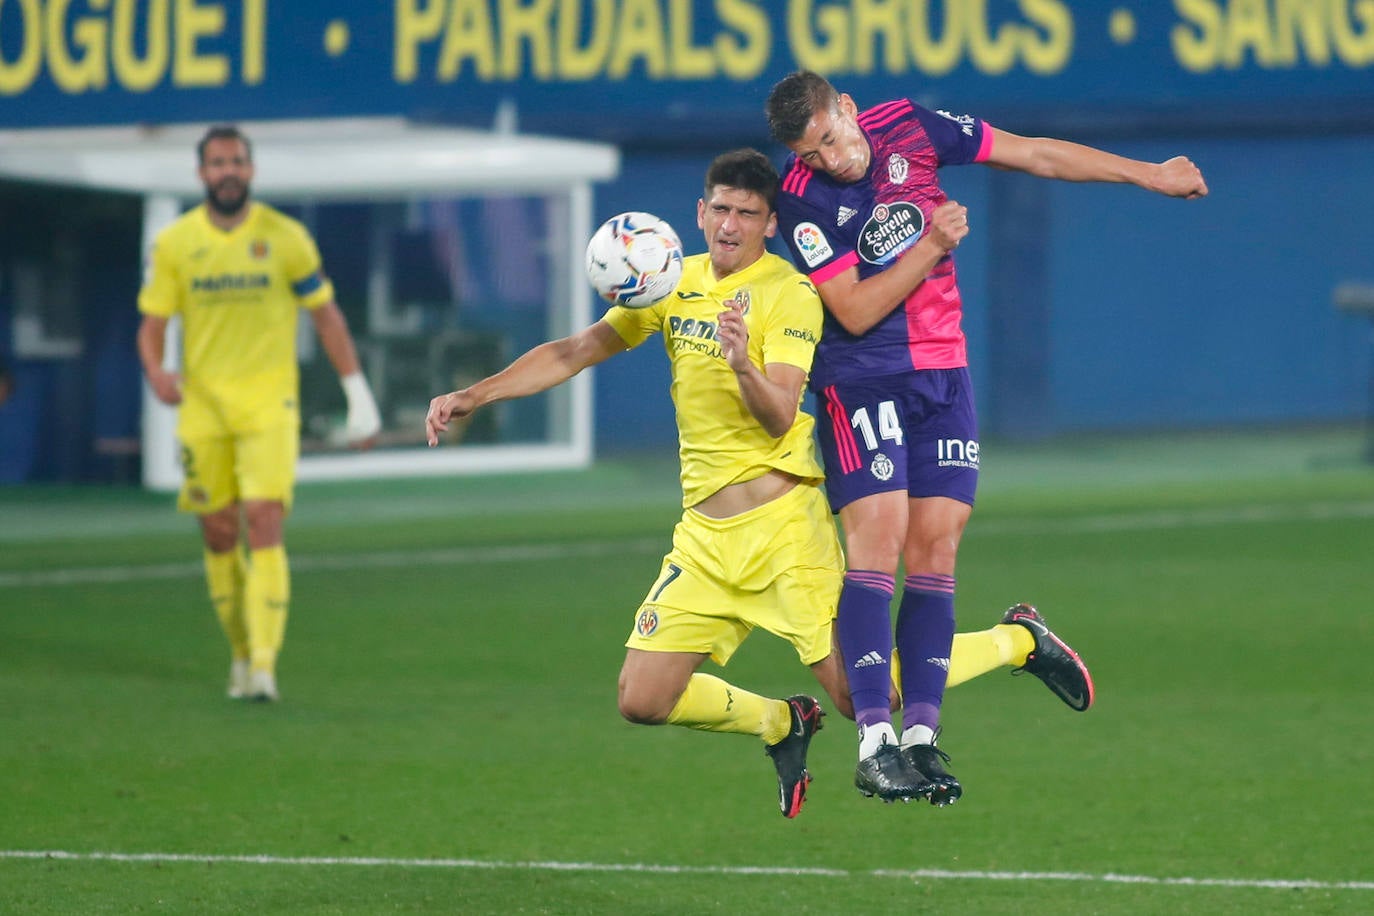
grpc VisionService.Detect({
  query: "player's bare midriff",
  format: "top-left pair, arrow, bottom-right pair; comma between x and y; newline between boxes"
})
692,468 -> 801,519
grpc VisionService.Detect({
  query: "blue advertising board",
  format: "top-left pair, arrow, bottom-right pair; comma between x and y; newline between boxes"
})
2,1 -> 1372,136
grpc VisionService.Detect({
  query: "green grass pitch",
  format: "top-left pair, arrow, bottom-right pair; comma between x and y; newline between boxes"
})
2,428 -> 1372,914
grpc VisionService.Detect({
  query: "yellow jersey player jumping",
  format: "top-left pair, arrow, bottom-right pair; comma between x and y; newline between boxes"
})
424,148 -> 1094,817
137,125 -> 381,703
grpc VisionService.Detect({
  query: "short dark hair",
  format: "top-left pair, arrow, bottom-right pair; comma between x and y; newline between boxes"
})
197,125 -> 252,165
765,70 -> 840,144
704,148 -> 780,213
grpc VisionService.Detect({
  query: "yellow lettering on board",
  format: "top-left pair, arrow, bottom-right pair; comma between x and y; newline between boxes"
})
0,0 -> 42,94
1020,0 -> 1072,75
714,0 -> 769,79
242,0 -> 264,83
556,0 -> 613,79
47,0 -> 108,91
789,0 -> 849,73
394,0 -> 446,82
500,0 -> 554,79
173,0 -> 228,87
112,0 -> 170,91
669,0 -> 714,78
607,0 -> 667,79
438,0 -> 496,80
851,0 -> 906,75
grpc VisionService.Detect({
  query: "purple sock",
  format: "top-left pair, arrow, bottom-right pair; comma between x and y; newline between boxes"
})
836,570 -> 896,729
896,574 -> 956,732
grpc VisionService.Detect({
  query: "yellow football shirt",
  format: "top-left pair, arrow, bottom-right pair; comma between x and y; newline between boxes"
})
138,202 -> 335,437
604,251 -> 825,508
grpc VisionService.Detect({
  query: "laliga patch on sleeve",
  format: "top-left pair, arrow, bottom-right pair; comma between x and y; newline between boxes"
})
792,222 -> 834,269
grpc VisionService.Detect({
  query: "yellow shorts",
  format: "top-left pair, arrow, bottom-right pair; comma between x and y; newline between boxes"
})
177,424 -> 299,515
625,482 -> 843,667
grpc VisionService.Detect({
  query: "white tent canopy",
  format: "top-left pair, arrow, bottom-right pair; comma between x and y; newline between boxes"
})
0,119 -> 620,489
0,117 -> 620,198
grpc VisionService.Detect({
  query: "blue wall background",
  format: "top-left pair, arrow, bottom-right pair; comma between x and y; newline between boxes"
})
589,130 -> 1374,450
2,1 -> 1373,476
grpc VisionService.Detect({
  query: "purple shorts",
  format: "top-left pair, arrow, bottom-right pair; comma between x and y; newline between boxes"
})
814,367 -> 979,513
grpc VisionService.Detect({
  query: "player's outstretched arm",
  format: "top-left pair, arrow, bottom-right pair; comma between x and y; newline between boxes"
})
985,127 -> 1208,199
310,301 -> 381,448
426,320 -> 627,447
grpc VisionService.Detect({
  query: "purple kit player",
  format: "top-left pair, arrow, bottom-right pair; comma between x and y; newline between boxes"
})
765,71 -> 1208,802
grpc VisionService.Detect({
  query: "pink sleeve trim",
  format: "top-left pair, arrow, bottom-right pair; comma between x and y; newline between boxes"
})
811,250 -> 860,286
975,122 -> 995,163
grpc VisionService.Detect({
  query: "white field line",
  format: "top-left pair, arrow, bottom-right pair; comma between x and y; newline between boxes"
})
0,850 -> 1371,891
0,538 -> 666,588
5,499 -> 1374,590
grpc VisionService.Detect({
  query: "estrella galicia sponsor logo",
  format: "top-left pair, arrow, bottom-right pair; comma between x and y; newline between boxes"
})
870,452 -> 894,481
191,273 -> 271,293
792,221 -> 834,269
784,327 -> 817,345
937,438 -> 980,469
858,202 -> 925,266
636,607 -> 659,637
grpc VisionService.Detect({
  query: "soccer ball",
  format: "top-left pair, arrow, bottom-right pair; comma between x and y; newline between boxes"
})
585,211 -> 684,308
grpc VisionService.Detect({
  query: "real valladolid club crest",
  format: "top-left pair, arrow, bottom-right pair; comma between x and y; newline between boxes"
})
870,453 -> 894,482
888,153 -> 908,185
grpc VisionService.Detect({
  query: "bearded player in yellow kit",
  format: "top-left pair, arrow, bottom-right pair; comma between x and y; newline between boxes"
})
138,125 -> 381,703
426,149 -> 1089,817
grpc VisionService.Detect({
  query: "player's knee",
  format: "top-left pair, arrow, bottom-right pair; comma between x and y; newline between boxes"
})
617,683 -> 672,725
199,508 -> 239,552
243,500 -> 286,548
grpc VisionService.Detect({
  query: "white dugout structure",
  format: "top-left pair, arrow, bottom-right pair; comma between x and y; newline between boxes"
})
0,119 -> 620,490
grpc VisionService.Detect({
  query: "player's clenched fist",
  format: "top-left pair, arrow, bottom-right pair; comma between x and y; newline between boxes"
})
927,200 -> 969,252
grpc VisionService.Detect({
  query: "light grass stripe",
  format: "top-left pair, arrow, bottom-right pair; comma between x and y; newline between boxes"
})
6,499 -> 1374,590
2,850 -> 1371,891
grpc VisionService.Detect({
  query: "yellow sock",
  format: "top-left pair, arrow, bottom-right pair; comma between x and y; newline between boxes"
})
947,624 -> 1035,687
666,673 -> 790,743
245,545 -> 290,673
203,548 -> 249,659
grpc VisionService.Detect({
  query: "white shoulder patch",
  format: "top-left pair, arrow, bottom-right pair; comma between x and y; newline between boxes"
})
792,222 -> 834,269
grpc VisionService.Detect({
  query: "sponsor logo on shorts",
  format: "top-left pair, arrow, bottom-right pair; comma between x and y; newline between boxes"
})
870,452 -> 894,481
636,607 -> 659,637
936,438 -> 980,469
792,222 -> 833,268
